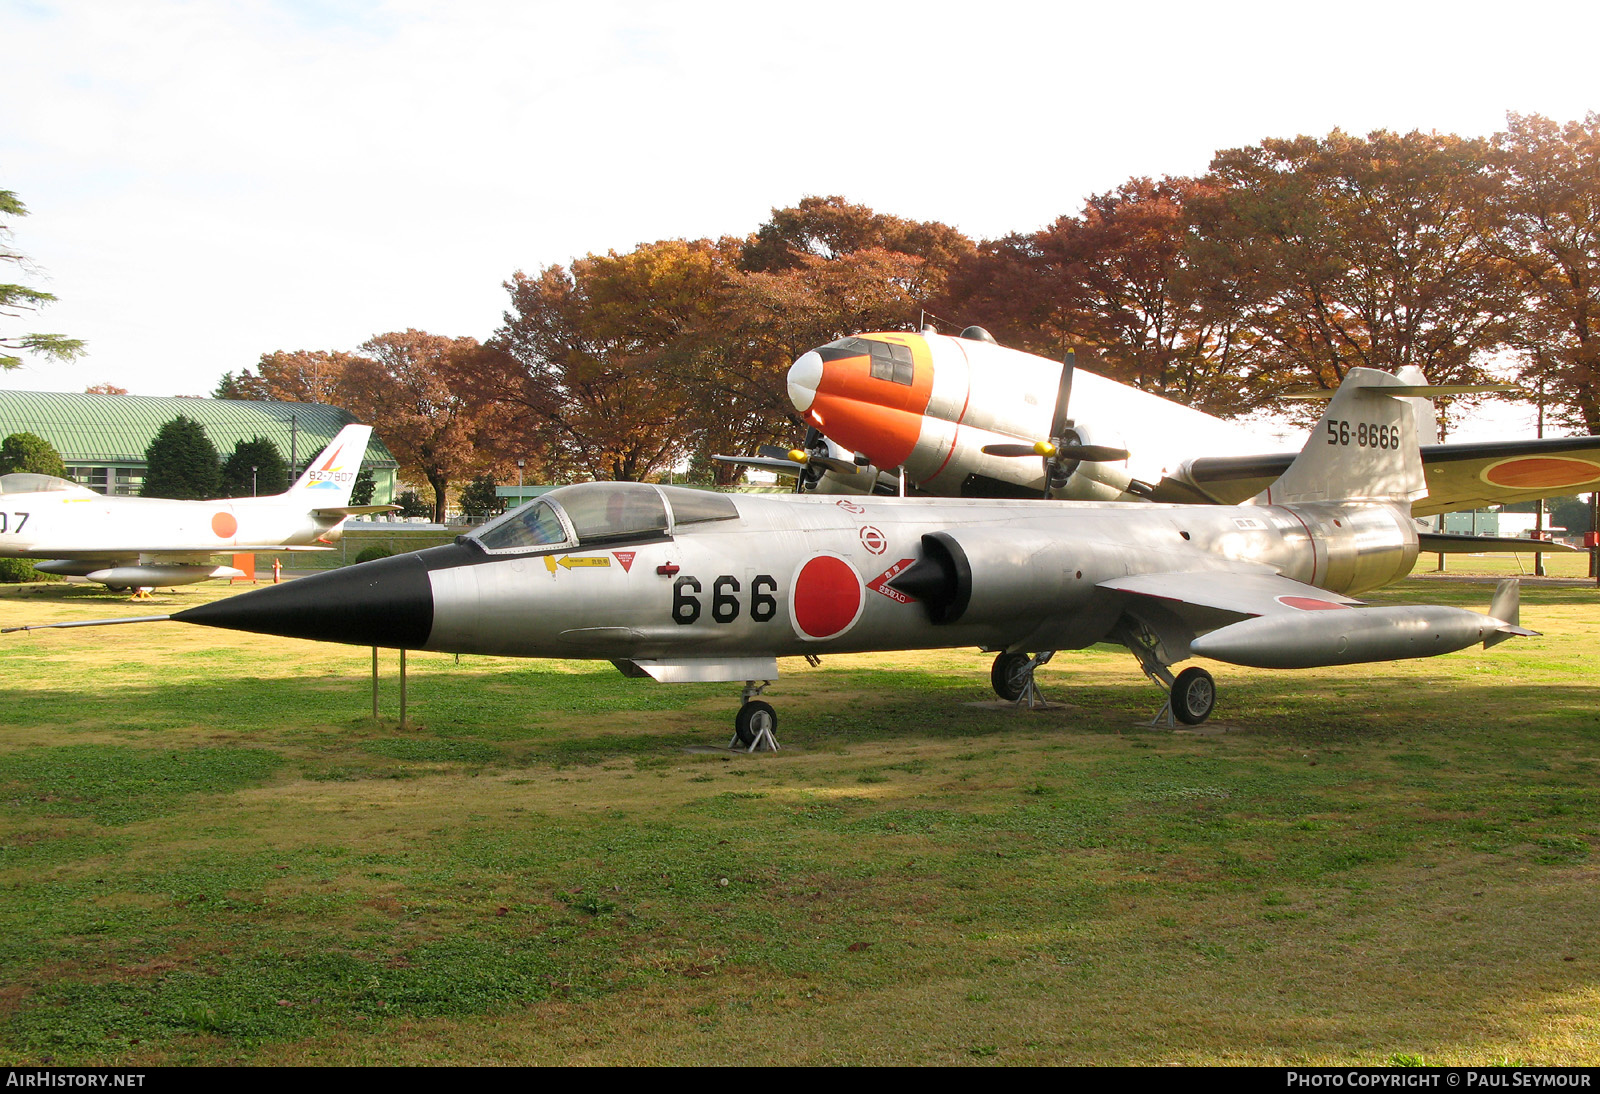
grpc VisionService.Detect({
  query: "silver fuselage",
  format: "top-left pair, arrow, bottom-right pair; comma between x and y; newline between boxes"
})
422,493 -> 1417,661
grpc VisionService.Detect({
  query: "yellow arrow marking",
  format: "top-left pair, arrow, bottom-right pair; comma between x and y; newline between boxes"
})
557,555 -> 611,570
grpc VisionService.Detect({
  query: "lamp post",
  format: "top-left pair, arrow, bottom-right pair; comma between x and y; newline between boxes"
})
517,459 -> 525,502
251,465 -> 257,497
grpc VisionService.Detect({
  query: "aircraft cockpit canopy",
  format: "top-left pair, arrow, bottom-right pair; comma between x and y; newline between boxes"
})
0,473 -> 84,495
469,482 -> 739,555
825,336 -> 915,386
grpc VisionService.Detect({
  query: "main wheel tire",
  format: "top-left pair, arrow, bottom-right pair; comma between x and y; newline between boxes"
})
991,651 -> 1032,702
1170,667 -> 1216,725
734,700 -> 777,747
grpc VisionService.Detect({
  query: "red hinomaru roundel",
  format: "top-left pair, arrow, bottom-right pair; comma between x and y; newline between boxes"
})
789,554 -> 865,640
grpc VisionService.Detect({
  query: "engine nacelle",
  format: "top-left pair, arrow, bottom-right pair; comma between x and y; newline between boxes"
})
888,528 -> 1074,626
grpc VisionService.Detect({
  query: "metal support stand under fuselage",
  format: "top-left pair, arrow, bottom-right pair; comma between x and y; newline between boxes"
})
370,646 -> 410,729
1014,651 -> 1054,708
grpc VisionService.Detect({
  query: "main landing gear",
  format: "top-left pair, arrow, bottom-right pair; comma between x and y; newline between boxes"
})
990,650 -> 1054,708
1116,620 -> 1217,726
731,680 -> 781,752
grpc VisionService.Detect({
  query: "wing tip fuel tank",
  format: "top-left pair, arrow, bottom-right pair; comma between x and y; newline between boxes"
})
1190,604 -> 1527,669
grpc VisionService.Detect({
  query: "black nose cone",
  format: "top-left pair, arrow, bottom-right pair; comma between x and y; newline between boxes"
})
172,545 -> 467,648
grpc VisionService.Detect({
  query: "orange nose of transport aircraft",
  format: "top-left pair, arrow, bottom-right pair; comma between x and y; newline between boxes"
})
786,334 -> 936,472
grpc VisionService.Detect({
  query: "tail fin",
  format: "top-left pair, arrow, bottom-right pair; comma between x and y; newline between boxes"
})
283,424 -> 373,507
1393,365 -> 1441,445
1255,367 -> 1426,506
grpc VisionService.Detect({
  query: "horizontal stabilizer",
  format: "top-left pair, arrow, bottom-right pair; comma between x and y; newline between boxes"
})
312,505 -> 402,518
1419,532 -> 1579,554
1280,383 -> 1519,400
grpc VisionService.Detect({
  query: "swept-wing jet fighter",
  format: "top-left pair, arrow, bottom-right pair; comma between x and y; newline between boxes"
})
0,424 -> 392,588
9,369 -> 1535,740
741,327 -> 1600,528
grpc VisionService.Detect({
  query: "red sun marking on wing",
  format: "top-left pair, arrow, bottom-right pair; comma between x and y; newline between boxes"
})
1278,596 -> 1349,611
211,512 -> 238,538
1482,457 -> 1600,490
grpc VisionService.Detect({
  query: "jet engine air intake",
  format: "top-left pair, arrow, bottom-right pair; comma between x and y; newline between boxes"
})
887,532 -> 971,624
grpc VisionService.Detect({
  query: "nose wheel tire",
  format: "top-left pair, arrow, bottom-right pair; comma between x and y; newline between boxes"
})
734,700 -> 777,747
1170,667 -> 1216,725
990,652 -> 1032,702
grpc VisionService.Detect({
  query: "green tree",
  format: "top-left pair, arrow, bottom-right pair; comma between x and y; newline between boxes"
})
459,474 -> 503,521
351,468 -> 376,506
140,415 -> 220,499
394,489 -> 431,518
219,436 -> 289,497
0,432 -> 67,477
1,189 -> 84,370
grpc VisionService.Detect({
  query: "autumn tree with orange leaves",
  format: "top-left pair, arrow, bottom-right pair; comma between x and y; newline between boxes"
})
1486,112 -> 1600,433
936,177 -> 1268,416
1194,129 -> 1518,395
337,330 -> 506,522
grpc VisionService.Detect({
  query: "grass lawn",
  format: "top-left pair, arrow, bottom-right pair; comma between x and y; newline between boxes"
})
0,572 -> 1595,1066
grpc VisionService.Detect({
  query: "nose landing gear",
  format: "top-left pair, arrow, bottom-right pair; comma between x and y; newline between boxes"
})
732,680 -> 781,752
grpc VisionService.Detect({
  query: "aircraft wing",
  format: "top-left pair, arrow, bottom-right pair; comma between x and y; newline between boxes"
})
1099,570 -> 1362,621
1159,436 -> 1600,515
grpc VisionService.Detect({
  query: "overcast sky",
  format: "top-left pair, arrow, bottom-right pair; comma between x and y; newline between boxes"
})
4,0 -> 1597,439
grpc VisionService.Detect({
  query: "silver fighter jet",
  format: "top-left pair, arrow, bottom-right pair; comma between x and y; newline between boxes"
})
8,369 -> 1536,740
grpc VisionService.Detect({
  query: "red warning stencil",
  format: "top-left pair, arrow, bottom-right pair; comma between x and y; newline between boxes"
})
868,558 -> 917,604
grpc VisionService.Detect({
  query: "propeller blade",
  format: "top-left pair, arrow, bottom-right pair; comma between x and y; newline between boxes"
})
711,455 -> 804,475
787,449 -> 859,475
1050,349 -> 1076,441
1056,444 -> 1130,463
757,444 -> 798,461
981,443 -> 1049,457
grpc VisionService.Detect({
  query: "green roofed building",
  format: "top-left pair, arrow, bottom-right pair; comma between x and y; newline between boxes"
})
0,391 -> 399,500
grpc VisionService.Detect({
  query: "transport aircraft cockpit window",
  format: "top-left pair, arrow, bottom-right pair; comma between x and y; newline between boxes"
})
868,340 -> 914,386
658,486 -> 739,527
547,482 -> 670,545
474,498 -> 572,552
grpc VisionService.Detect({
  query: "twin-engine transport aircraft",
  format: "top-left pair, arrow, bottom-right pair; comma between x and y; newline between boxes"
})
10,370 -> 1535,739
0,424 -> 393,588
740,327 -> 1600,534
